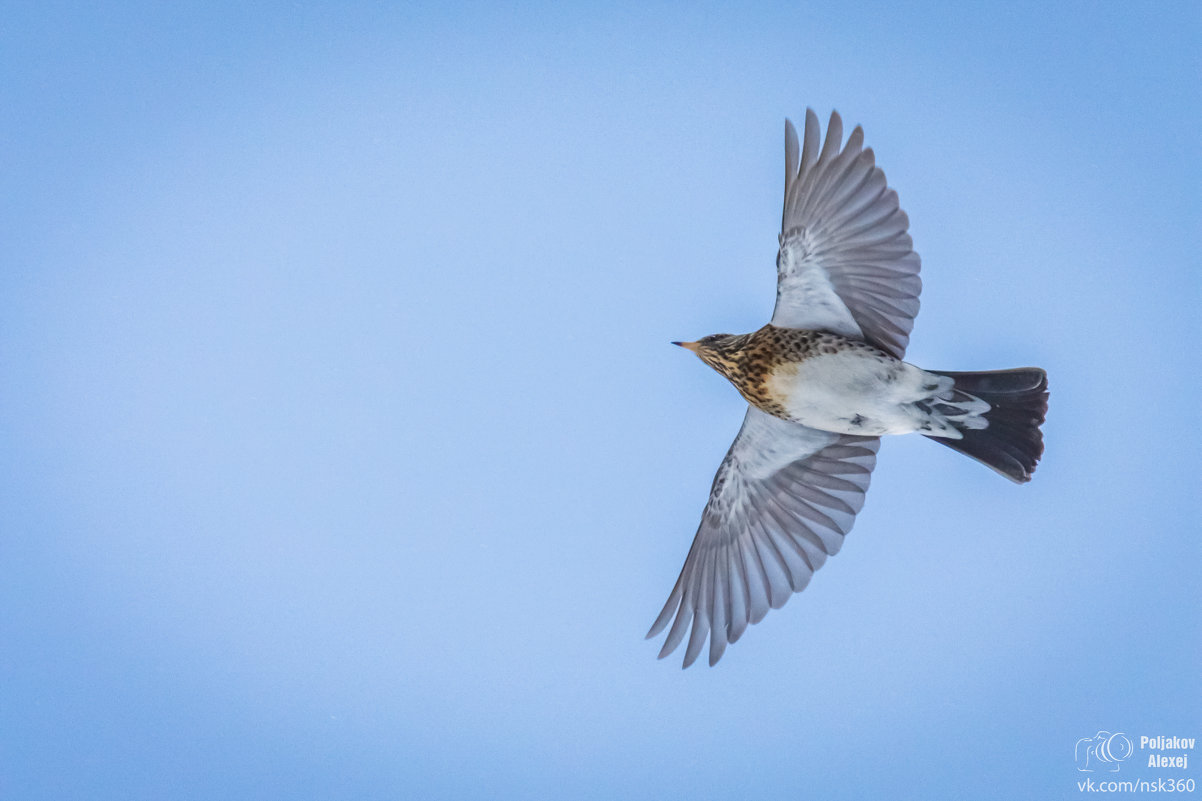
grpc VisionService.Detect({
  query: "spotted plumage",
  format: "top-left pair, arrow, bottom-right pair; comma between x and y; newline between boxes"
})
686,326 -> 891,418
650,109 -> 1049,669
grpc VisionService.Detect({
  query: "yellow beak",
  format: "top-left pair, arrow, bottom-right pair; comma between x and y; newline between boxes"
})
672,341 -> 701,354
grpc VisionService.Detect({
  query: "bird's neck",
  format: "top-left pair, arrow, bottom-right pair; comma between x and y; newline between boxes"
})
705,330 -> 789,417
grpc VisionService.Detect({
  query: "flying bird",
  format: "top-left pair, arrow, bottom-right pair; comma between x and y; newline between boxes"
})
648,109 -> 1048,668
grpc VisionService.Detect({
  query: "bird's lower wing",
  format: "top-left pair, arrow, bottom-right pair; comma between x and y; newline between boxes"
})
647,407 -> 880,668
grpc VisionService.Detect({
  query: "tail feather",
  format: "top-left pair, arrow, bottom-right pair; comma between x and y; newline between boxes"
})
923,368 -> 1048,483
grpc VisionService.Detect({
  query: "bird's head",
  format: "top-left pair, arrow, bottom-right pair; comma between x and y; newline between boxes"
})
673,333 -> 750,381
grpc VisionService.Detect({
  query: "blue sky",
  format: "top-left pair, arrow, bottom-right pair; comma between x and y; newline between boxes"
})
2,2 -> 1199,799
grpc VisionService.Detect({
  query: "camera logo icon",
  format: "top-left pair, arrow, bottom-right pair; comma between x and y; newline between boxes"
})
1075,731 -> 1134,772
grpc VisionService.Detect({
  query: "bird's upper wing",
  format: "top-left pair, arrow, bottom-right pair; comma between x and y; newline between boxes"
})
773,109 -> 921,359
647,407 -> 880,668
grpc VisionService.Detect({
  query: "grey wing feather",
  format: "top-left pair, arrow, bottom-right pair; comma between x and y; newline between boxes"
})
647,407 -> 880,668
773,109 -> 921,359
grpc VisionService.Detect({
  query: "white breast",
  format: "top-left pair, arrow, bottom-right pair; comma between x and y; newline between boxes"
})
765,350 -> 948,436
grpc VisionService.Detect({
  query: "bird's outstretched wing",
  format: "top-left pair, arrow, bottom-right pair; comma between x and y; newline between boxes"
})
773,109 -> 920,359
647,408 -> 879,667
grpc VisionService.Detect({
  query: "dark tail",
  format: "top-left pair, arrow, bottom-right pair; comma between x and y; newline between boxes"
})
923,368 -> 1048,483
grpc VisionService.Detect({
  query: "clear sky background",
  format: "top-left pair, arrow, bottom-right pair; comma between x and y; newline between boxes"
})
2,2 -> 1199,799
